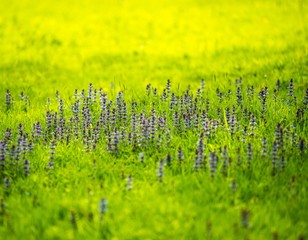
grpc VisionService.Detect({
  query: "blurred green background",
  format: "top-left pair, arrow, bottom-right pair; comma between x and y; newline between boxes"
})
0,0 -> 307,98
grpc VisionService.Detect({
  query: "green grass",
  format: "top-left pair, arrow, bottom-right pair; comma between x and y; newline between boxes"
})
0,0 -> 308,239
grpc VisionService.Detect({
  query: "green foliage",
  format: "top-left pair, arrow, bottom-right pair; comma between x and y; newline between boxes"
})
0,0 -> 307,239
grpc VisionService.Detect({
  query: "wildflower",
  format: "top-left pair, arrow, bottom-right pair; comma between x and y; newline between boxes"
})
160,89 -> 167,101
113,128 -> 119,154
122,102 -> 127,123
157,159 -> 164,182
70,210 -> 77,229
45,111 -> 52,138
99,92 -> 107,112
241,209 -> 250,228
298,138 -> 305,154
276,79 -> 281,91
15,140 -> 22,162
166,153 -> 172,167
5,89 -> 13,111
178,147 -> 184,163
170,93 -> 177,110
49,140 -> 56,160
24,159 -> 30,176
258,87 -> 268,115
99,198 -> 108,215
4,177 -> 10,189
225,108 -> 231,124
236,87 -> 242,106
274,123 -> 283,149
304,88 -> 308,106
126,175 -> 133,191
247,85 -> 254,99
55,90 -> 60,101
209,151 -> 218,177
146,84 -> 151,96
28,140 -> 34,152
1,199 -> 5,213
281,149 -> 286,171
150,108 -> 157,141
88,83 -> 93,100
235,77 -> 242,87
166,79 -> 171,95
173,111 -> 180,129
106,131 -> 112,151
184,113 -> 192,129
48,161 -> 54,170
201,110 -> 207,123
3,128 -> 12,145
288,79 -> 294,98
230,180 -> 236,192
32,122 -> 43,141
196,88 -> 202,100
200,79 -> 205,93
153,88 -> 157,96
0,142 -> 5,171
221,146 -> 228,175
206,99 -> 210,112
202,119 -> 210,139
250,114 -> 256,129
230,114 -> 236,136
271,142 -> 278,175
296,109 -> 304,122
246,143 -> 252,170
193,113 -> 199,129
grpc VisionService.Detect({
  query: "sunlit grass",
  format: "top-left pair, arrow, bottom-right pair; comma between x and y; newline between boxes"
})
0,0 -> 307,239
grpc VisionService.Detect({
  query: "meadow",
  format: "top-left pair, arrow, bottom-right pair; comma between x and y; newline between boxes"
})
0,0 -> 308,239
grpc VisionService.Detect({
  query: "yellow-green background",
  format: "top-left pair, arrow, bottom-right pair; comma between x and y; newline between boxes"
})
0,0 -> 307,98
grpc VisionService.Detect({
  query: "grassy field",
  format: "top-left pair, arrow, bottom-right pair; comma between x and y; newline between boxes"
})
0,0 -> 308,239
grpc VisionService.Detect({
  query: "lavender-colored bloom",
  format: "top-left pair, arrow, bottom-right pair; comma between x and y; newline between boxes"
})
276,79 -> 281,91
209,151 -> 218,177
4,177 -> 10,189
271,141 -> 278,175
157,159 -> 164,182
221,146 -> 228,175
230,180 -> 236,192
178,147 -> 184,163
230,114 -> 236,135
194,137 -> 204,170
146,84 -> 151,96
166,79 -> 171,95
298,138 -> 305,154
5,89 -> 13,111
0,142 -> 5,171
126,175 -> 133,191
24,159 -> 30,176
99,198 -> 108,214
166,153 -> 172,167
241,209 -> 250,228
236,87 -> 242,106
288,79 -> 294,98
304,88 -> 308,106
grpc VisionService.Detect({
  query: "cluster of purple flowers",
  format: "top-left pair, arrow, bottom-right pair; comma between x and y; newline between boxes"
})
0,79 -> 307,185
